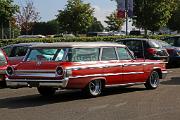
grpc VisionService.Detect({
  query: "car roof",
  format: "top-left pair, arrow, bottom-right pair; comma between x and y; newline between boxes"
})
117,38 -> 164,42
30,42 -> 126,48
2,42 -> 42,48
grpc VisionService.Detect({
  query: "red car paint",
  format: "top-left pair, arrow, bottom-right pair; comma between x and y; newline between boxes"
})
6,42 -> 167,94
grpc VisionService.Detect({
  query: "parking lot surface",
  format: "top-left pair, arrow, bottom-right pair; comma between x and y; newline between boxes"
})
0,68 -> 180,120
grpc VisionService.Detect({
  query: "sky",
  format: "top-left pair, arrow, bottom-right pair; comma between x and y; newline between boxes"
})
14,0 -> 116,25
13,0 -> 133,31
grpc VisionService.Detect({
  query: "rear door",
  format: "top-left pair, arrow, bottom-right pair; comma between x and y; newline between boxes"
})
101,47 -> 123,85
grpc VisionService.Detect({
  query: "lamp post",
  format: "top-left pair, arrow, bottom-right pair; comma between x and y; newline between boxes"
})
125,0 -> 128,35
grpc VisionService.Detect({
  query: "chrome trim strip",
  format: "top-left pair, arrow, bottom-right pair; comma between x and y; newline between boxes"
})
14,73 -> 56,77
69,72 -> 144,79
105,82 -> 146,87
66,62 -> 166,71
15,70 -> 55,73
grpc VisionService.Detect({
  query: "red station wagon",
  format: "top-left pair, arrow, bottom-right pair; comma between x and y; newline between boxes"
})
6,42 -> 167,97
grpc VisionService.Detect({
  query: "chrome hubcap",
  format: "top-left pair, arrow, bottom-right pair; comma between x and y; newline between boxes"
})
150,72 -> 159,88
89,80 -> 102,96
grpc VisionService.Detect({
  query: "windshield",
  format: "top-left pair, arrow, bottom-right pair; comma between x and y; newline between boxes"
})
26,48 -> 67,61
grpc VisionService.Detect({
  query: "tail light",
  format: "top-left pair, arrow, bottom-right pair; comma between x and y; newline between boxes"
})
147,48 -> 157,55
55,66 -> 64,76
6,66 -> 14,76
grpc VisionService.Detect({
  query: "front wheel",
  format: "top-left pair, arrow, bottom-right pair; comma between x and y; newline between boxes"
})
144,71 -> 160,89
85,80 -> 103,97
37,87 -> 56,97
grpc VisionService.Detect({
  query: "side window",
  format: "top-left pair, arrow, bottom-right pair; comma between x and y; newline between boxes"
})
70,48 -> 100,62
12,46 -> 28,57
117,47 -> 132,60
101,47 -> 117,61
2,46 -> 12,57
125,40 -> 143,51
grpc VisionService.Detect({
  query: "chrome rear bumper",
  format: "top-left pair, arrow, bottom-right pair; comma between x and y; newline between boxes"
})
6,78 -> 69,88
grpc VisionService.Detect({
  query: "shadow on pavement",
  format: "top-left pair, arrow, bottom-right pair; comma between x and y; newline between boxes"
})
0,87 -> 146,109
161,77 -> 180,85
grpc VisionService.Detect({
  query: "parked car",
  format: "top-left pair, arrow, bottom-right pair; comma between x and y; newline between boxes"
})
161,35 -> 180,47
17,35 -> 46,38
6,42 -> 167,97
158,40 -> 180,66
2,43 -> 41,65
116,38 -> 169,62
0,48 -> 9,88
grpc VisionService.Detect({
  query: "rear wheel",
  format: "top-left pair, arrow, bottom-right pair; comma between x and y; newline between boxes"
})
85,80 -> 103,97
145,71 -> 160,89
37,87 -> 56,97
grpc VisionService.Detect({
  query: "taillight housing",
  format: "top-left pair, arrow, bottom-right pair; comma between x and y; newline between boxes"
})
147,48 -> 157,55
56,66 -> 64,76
6,66 -> 14,76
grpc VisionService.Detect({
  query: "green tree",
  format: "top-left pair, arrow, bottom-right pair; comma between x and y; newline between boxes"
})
0,0 -> 18,39
16,0 -> 41,35
30,19 -> 59,35
105,11 -> 124,31
88,17 -> 104,32
134,0 -> 176,34
167,0 -> 180,33
57,0 -> 94,35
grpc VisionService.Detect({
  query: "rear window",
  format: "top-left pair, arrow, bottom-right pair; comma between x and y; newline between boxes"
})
26,48 -> 66,61
149,40 -> 162,48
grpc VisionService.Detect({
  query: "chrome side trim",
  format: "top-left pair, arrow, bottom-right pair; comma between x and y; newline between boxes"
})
69,72 -> 144,79
105,82 -> 146,87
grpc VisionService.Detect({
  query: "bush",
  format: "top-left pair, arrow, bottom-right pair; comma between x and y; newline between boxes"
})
0,35 -> 173,47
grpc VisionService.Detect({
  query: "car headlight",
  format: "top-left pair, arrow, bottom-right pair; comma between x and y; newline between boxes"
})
6,66 -> 14,76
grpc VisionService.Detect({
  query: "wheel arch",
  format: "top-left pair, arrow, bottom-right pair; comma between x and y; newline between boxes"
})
153,68 -> 162,79
89,77 -> 107,88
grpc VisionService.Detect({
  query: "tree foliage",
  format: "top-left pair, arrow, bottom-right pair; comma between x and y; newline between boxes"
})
57,0 -> 94,34
88,17 -> 104,32
0,0 -> 18,26
167,0 -> 180,32
16,0 -> 41,35
134,0 -> 176,33
30,20 -> 59,35
105,11 -> 124,31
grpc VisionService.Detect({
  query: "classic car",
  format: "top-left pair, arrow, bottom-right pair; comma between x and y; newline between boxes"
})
6,42 -> 167,97
0,48 -> 9,88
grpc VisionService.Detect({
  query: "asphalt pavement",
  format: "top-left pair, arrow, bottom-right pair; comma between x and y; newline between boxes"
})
0,68 -> 180,120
